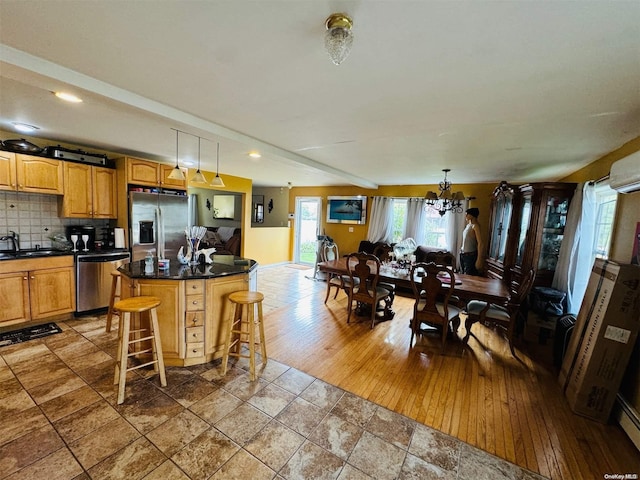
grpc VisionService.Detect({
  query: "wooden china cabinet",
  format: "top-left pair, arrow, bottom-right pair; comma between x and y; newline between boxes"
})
485,181 -> 518,280
485,181 -> 577,287
515,182 -> 576,287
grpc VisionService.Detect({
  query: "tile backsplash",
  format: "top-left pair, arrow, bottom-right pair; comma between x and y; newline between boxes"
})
0,192 -> 109,250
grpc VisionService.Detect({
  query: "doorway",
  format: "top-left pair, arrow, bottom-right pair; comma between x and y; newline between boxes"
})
294,196 -> 322,265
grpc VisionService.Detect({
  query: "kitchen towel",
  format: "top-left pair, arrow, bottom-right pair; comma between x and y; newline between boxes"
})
114,228 -> 125,249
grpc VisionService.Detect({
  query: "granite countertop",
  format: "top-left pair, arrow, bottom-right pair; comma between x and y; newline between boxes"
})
0,249 -> 75,261
119,256 -> 257,280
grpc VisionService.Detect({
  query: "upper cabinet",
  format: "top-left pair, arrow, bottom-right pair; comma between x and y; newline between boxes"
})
518,182 -> 576,286
486,181 -> 517,280
0,152 -> 64,194
126,157 -> 187,189
59,162 -> 117,218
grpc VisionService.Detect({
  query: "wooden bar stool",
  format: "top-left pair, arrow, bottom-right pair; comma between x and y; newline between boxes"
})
113,296 -> 167,404
105,270 -> 121,333
222,291 -> 267,381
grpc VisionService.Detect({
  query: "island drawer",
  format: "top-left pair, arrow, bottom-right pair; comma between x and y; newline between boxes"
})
186,326 -> 205,343
186,342 -> 204,358
186,294 -> 204,311
185,280 -> 204,295
186,311 -> 205,327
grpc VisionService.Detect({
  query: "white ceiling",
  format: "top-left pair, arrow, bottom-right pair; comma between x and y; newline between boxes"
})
1,1 -> 639,188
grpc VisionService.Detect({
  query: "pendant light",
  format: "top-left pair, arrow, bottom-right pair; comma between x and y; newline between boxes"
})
190,136 -> 207,183
167,129 -> 186,180
211,142 -> 225,187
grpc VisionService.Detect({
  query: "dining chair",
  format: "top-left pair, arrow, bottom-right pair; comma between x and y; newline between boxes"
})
463,267 -> 536,357
423,250 -> 457,271
346,252 -> 393,328
323,242 -> 352,303
409,262 -> 462,351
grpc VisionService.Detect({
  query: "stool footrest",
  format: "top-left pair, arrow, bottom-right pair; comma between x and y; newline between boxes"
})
127,347 -> 153,357
128,334 -> 155,344
127,360 -> 159,371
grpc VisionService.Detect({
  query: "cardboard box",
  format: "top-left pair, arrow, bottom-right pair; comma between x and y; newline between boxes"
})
559,259 -> 640,423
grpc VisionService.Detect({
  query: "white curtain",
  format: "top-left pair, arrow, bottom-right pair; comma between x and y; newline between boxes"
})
552,182 -> 597,313
405,198 -> 427,245
367,196 -> 394,243
445,199 -> 469,261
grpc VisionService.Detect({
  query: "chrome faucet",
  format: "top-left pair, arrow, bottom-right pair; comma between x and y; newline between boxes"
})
0,231 -> 19,252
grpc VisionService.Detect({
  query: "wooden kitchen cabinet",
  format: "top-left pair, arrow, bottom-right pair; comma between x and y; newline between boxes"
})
0,150 -> 17,191
0,152 -> 64,194
121,272 -> 248,366
205,274 -> 248,358
16,154 -> 64,194
126,157 -> 187,190
129,278 -> 186,362
0,256 -> 75,327
0,272 -> 30,325
59,162 -> 117,218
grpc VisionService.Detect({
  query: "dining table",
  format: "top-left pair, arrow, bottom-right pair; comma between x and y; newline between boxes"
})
317,258 -> 510,305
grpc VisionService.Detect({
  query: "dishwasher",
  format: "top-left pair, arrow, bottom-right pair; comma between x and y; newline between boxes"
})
76,252 -> 130,314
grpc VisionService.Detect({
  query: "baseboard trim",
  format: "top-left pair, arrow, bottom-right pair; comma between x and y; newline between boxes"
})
615,393 -> 640,451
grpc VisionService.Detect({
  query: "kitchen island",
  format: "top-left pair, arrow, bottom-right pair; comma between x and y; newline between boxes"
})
118,256 -> 258,366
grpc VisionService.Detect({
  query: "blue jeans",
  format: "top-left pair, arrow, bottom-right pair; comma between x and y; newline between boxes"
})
460,252 -> 479,276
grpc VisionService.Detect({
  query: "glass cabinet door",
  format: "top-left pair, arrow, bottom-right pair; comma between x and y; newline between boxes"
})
488,183 -> 514,263
515,196 -> 531,266
538,194 -> 570,272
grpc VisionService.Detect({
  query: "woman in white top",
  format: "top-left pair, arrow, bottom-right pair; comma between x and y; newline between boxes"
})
460,207 -> 484,276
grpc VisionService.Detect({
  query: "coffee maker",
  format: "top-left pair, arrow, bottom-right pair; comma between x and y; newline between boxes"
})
100,227 -> 116,250
65,225 -> 96,251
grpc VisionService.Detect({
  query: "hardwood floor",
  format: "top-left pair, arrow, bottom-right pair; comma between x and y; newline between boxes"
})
258,264 -> 639,480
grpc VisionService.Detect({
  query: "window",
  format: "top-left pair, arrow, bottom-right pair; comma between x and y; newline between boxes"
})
389,198 -> 448,248
592,184 -> 617,259
423,208 -> 448,249
391,199 -> 407,243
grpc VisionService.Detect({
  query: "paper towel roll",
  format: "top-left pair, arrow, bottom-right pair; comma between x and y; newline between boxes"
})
114,228 -> 125,249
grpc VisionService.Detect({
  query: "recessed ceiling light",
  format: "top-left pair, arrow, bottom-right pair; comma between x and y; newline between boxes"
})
12,122 -> 40,133
248,152 -> 261,159
54,92 -> 83,103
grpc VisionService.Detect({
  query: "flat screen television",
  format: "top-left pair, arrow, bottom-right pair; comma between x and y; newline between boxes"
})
326,196 -> 367,224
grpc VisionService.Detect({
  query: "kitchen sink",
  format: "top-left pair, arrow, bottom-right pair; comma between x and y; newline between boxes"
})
0,249 -> 72,260
20,250 -> 58,257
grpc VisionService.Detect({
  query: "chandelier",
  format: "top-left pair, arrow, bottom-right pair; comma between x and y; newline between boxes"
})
425,169 -> 466,216
325,13 -> 353,65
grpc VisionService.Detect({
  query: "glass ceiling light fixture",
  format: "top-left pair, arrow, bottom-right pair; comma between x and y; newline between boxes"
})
12,122 -> 40,133
210,142 -> 225,187
167,129 -> 186,180
425,169 -> 466,217
190,136 -> 207,183
325,13 -> 354,65
54,92 -> 83,103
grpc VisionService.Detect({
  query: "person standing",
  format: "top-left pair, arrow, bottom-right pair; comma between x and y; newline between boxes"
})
460,207 -> 484,276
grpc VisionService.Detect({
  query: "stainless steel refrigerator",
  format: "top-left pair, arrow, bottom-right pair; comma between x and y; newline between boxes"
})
129,191 -> 189,262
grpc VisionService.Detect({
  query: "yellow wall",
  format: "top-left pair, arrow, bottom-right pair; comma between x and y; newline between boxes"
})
560,135 -> 640,263
285,183 -> 497,260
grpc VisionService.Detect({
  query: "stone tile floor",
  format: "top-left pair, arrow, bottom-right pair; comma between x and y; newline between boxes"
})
0,265 -> 548,479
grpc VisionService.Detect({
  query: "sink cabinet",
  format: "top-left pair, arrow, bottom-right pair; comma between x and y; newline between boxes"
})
59,162 -> 117,218
0,256 -> 75,327
0,152 -> 64,194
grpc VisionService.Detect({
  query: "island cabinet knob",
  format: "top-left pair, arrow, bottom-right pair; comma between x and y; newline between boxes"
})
191,317 -> 198,323
192,300 -> 199,305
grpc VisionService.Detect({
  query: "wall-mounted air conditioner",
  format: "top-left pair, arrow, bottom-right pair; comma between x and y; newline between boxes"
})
610,150 -> 640,193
